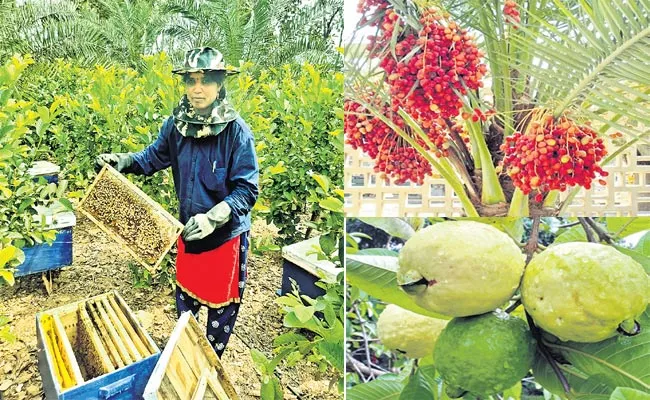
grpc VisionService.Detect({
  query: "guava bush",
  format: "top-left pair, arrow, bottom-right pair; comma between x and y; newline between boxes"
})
346,217 -> 650,399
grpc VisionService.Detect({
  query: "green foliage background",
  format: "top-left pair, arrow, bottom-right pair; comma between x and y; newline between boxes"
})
0,52 -> 343,283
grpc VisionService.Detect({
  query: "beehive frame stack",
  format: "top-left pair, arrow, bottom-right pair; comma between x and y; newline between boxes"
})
79,165 -> 184,272
36,291 -> 160,398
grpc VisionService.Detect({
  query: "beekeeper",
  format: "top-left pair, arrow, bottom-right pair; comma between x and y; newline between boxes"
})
95,47 -> 259,357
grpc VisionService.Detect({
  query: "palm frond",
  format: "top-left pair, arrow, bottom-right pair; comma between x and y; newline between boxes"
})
509,0 -> 649,136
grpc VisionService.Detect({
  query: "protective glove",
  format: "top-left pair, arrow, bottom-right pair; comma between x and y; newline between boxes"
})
95,153 -> 134,173
182,201 -> 231,241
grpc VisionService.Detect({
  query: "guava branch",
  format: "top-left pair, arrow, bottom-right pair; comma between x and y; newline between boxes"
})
584,218 -> 615,244
524,217 -> 541,263
525,312 -> 571,394
579,218 -> 597,243
505,298 -> 521,314
346,354 -> 390,378
557,221 -> 580,229
353,302 -> 377,380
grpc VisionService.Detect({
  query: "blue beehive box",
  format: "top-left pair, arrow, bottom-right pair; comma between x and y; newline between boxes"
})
36,291 -> 161,400
16,212 -> 76,277
280,236 -> 340,299
28,161 -> 61,184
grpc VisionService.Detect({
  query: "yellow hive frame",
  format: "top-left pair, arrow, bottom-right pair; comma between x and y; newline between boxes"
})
78,164 -> 184,272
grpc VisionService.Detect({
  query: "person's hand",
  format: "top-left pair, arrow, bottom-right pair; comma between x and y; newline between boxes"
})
94,153 -> 133,173
182,202 -> 231,241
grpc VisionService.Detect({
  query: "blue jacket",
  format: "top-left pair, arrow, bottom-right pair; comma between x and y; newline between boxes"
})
126,116 -> 259,253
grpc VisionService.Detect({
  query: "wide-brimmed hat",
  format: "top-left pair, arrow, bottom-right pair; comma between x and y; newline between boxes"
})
172,47 -> 239,75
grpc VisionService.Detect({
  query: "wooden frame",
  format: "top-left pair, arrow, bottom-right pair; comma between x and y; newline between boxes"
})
77,302 -> 114,376
52,314 -> 85,386
143,312 -> 239,400
78,164 -> 184,272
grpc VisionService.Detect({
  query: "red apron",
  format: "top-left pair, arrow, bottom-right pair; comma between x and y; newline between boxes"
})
175,236 -> 241,308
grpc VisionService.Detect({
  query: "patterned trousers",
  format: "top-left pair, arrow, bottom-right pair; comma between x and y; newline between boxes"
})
175,232 -> 249,357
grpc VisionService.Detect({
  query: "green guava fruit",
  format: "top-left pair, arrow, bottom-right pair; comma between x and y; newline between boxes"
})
522,242 -> 650,343
435,312 -> 536,396
397,221 -> 526,317
377,304 -> 448,359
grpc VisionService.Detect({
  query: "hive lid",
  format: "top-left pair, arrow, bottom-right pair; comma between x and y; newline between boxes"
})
32,211 -> 76,230
282,236 -> 340,281
28,161 -> 61,177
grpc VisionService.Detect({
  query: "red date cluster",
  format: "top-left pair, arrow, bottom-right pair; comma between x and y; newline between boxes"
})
345,0 -> 488,184
462,108 -> 494,122
357,0 -> 390,25
503,1 -> 521,27
501,116 -> 608,202
345,97 -> 444,185
371,8 -> 487,121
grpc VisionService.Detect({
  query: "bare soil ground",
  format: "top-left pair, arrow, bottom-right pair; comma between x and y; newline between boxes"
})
0,214 -> 340,400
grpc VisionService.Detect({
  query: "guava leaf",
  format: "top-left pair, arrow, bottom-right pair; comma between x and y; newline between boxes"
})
346,250 -> 449,319
405,218 -> 425,232
535,306 -> 650,396
606,218 -> 650,238
612,245 -> 650,274
632,231 -> 650,257
399,366 -> 436,400
609,387 -> 650,400
502,381 -> 522,400
576,374 -> 617,396
551,225 -> 587,245
347,375 -> 404,400
533,352 -> 589,397
358,218 -> 416,240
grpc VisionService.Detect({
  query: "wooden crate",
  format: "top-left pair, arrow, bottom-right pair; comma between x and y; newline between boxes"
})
143,311 -> 239,400
78,165 -> 183,272
36,291 -> 160,399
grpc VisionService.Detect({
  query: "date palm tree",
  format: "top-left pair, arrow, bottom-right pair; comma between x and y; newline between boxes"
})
345,0 -> 649,216
0,0 -> 343,71
160,0 -> 343,70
